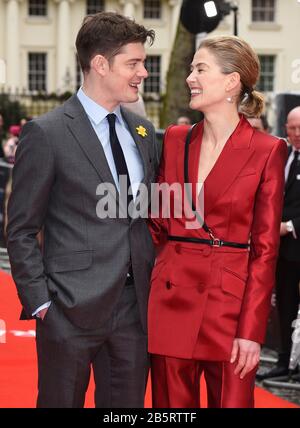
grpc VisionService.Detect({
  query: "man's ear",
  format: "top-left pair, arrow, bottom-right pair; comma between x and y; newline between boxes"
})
90,54 -> 108,76
225,72 -> 241,92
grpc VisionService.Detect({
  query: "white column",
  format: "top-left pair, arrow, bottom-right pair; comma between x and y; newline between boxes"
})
5,0 -> 21,92
0,58 -> 5,85
119,0 -> 140,19
195,32 -> 207,50
168,0 -> 181,45
55,0 -> 72,92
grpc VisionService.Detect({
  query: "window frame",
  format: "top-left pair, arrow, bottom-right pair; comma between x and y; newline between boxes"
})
251,0 -> 276,23
86,0 -> 105,15
144,55 -> 161,95
257,54 -> 276,92
28,52 -> 47,92
143,0 -> 162,20
28,0 -> 48,17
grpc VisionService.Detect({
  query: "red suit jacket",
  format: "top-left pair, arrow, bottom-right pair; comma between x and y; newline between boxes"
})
148,116 -> 287,361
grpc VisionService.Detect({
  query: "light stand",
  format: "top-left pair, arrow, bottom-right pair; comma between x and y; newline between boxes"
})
219,1 -> 239,36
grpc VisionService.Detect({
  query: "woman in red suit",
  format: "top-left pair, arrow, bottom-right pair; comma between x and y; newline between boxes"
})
148,36 -> 287,408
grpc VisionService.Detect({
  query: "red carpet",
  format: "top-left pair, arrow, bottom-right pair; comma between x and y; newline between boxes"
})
0,270 -> 298,408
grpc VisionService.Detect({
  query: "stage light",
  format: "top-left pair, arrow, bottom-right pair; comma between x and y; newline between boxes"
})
204,1 -> 218,18
180,1 -> 239,36
180,0 -> 222,34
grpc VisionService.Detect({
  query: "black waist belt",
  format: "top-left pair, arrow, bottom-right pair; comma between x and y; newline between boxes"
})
168,235 -> 250,249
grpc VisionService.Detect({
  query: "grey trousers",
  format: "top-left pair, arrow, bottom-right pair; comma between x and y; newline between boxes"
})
35,283 -> 149,408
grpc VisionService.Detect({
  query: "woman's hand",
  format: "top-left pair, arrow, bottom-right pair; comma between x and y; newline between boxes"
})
230,338 -> 260,379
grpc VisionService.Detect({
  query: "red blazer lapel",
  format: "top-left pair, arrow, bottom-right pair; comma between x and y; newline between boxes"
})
204,116 -> 256,218
189,122 -> 204,186
175,122 -> 204,186
173,118 -> 255,229
188,123 -> 205,225
175,129 -> 187,185
175,123 -> 205,229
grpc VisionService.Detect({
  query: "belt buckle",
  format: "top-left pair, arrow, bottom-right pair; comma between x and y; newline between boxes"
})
211,238 -> 221,247
208,229 -> 222,247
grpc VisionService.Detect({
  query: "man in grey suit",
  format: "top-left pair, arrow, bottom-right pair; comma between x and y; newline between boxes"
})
7,12 -> 157,408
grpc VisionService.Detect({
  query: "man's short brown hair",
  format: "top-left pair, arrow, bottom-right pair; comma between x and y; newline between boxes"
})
76,12 -> 155,72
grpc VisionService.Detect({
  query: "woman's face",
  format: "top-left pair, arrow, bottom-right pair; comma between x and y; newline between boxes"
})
186,48 -> 233,113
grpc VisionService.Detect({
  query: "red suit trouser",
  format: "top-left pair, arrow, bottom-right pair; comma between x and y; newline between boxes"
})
151,354 -> 256,408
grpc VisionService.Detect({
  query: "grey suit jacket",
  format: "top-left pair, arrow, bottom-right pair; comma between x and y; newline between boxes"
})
7,95 -> 159,331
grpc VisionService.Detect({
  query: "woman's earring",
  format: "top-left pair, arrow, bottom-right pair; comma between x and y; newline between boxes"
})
226,96 -> 233,103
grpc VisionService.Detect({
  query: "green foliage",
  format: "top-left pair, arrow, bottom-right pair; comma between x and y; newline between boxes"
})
30,91 -> 73,101
160,23 -> 202,128
0,94 -> 27,132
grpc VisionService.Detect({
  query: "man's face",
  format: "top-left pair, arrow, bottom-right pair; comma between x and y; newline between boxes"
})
177,116 -> 191,126
286,112 -> 300,150
103,42 -> 148,110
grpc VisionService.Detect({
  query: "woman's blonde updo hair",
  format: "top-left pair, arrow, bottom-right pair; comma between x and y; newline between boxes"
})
199,35 -> 264,117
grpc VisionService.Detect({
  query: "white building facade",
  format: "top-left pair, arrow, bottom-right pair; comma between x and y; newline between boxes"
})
0,0 -> 299,121
210,0 -> 300,96
0,0 -> 181,94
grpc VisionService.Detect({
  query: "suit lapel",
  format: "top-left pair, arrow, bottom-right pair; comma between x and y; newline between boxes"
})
189,122 -> 204,201
64,96 -> 154,218
64,96 -> 117,201
180,123 -> 204,221
121,107 -> 150,185
178,119 -> 255,218
173,123 -> 205,229
176,123 -> 203,186
121,107 -> 153,218
204,116 -> 255,218
177,118 -> 256,223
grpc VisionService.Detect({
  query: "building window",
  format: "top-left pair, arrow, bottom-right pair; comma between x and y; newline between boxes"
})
252,0 -> 276,22
28,0 -> 47,17
28,53 -> 47,92
86,0 -> 105,15
143,0 -> 161,19
144,56 -> 161,94
76,55 -> 83,90
257,55 -> 275,92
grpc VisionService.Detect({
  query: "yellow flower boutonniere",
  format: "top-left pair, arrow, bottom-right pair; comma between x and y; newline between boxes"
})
136,125 -> 148,138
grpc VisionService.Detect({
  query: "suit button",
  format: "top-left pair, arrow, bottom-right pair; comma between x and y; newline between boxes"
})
175,244 -> 181,254
166,281 -> 172,290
